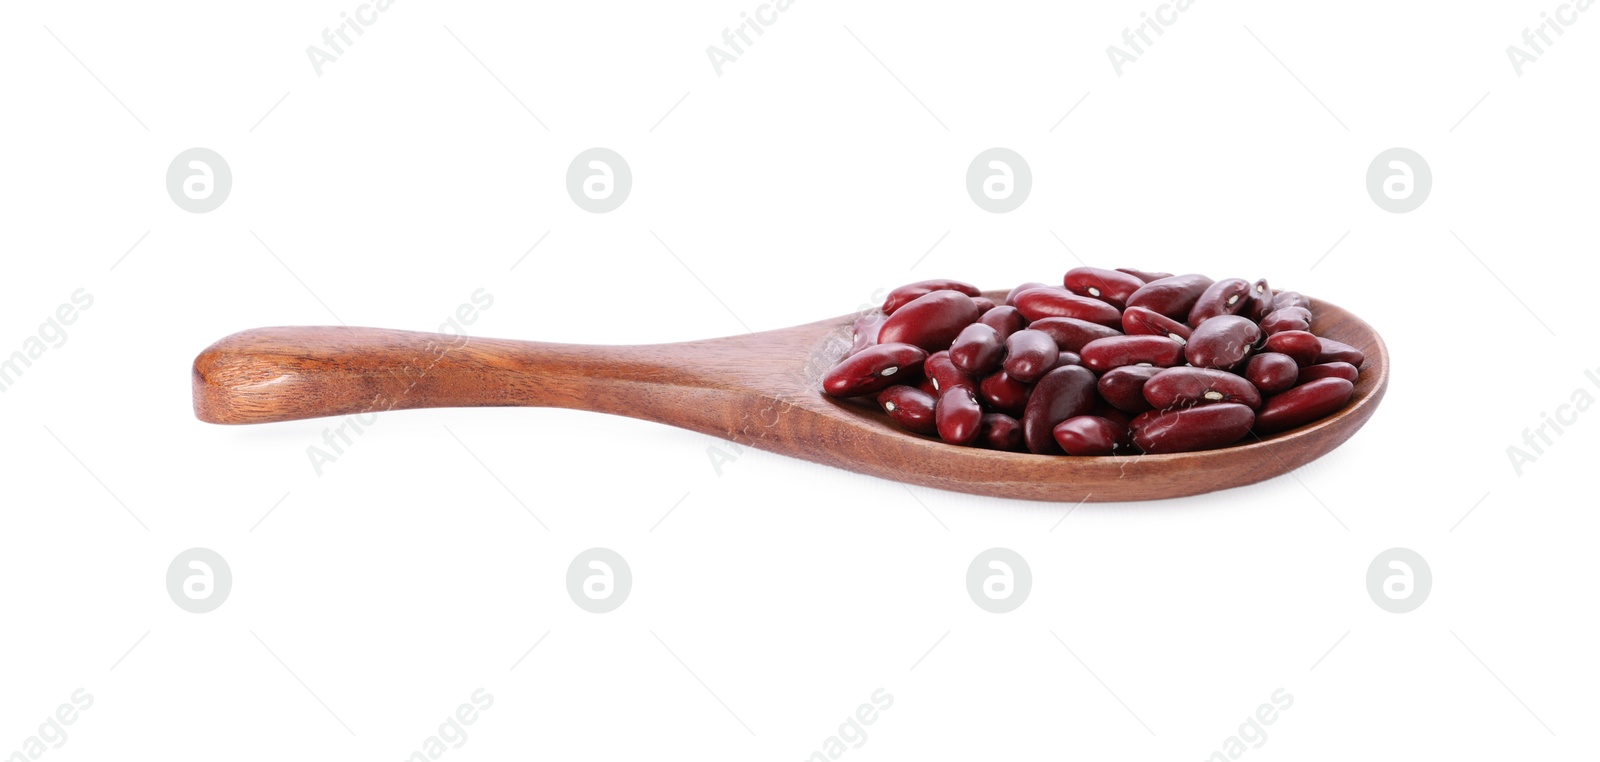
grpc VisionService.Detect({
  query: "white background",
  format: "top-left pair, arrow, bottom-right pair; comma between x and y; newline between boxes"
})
2,1 -> 1597,760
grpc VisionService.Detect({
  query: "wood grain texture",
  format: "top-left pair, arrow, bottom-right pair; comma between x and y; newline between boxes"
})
193,290 -> 1389,502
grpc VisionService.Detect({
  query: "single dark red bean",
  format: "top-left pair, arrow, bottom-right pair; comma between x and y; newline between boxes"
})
1003,329 -> 1060,383
877,385 -> 938,435
849,313 -> 885,355
882,279 -> 981,314
935,386 -> 984,445
1121,305 -> 1193,343
1006,281 -> 1049,306
1245,278 -> 1274,322
1126,273 -> 1214,321
1299,361 -> 1359,384
1097,365 -> 1162,414
877,290 -> 980,352
1063,267 -> 1145,310
1144,367 -> 1262,410
1079,335 -> 1185,372
1021,365 -> 1097,454
1116,268 -> 1173,284
1027,317 -> 1122,352
1130,403 -> 1255,454
949,323 -> 1004,376
1245,352 -> 1300,395
979,371 -> 1032,417
1014,287 -> 1123,328
1259,306 -> 1312,335
1185,315 -> 1262,371
979,413 -> 1026,451
1187,278 -> 1252,327
1273,291 -> 1311,312
924,350 -> 973,394
1053,416 -> 1133,456
822,343 -> 928,397
978,305 -> 1026,340
1254,378 -> 1354,434
1316,337 -> 1365,367
1263,330 -> 1321,367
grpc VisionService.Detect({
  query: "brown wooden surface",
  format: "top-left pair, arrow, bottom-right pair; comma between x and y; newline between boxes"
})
193,290 -> 1389,502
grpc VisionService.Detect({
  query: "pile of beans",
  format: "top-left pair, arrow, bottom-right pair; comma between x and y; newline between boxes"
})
822,268 -> 1363,455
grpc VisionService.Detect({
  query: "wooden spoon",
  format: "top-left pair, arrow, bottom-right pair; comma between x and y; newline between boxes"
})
193,290 -> 1388,502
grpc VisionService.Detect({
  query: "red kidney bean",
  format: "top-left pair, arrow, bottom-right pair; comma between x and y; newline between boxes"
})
1130,403 -> 1255,454
1245,352 -> 1300,395
1003,329 -> 1060,383
1254,378 -> 1354,434
882,279 -> 981,314
1006,281 -> 1048,306
1144,367 -> 1262,410
877,290 -> 980,351
1116,268 -> 1173,284
1273,291 -> 1311,312
1184,315 -> 1262,370
1079,335 -> 1185,372
971,296 -> 996,313
935,386 -> 984,445
1245,279 -> 1274,321
822,343 -> 928,397
1053,416 -> 1133,456
949,323 -> 1004,376
978,305 -> 1026,340
1264,330 -> 1321,367
1052,351 -> 1083,369
1316,337 -> 1365,367
979,371 -> 1032,417
1014,287 -> 1123,328
877,385 -> 937,435
1299,361 -> 1359,384
916,376 -> 937,396
1121,305 -> 1193,344
979,413 -> 1025,451
1187,278 -> 1252,327
1027,317 -> 1122,352
1063,267 -> 1145,310
1021,365 -> 1097,454
849,313 -> 885,355
1097,365 -> 1162,414
923,350 -> 973,394
1126,274 -> 1214,320
1259,306 -> 1312,335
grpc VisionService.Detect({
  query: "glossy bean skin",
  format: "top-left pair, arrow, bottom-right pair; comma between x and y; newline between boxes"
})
1116,268 -> 1174,284
1027,317 -> 1122,352
1245,278 -> 1274,321
1130,403 -> 1255,454
935,386 -> 984,445
979,371 -> 1032,417
1259,306 -> 1312,335
1183,316 -> 1262,371
971,296 -> 996,313
1097,365 -> 1162,414
1273,291 -> 1312,312
849,313 -> 885,355
1003,329 -> 1060,383
923,350 -> 973,394
1021,365 -> 1098,454
1121,306 -> 1193,343
1187,278 -> 1252,327
877,385 -> 938,435
822,342 -> 928,397
1298,361 -> 1359,384
882,279 -> 981,314
1014,287 -> 1123,328
1079,335 -> 1185,372
949,323 -> 1004,377
1006,281 -> 1049,306
877,290 -> 981,352
1245,352 -> 1300,395
1316,337 -> 1365,367
1063,267 -> 1146,310
1263,330 -> 1321,367
1126,273 -> 1214,321
978,305 -> 1026,340
1053,416 -> 1133,456
1254,378 -> 1354,434
1144,367 -> 1262,410
979,413 -> 1026,451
